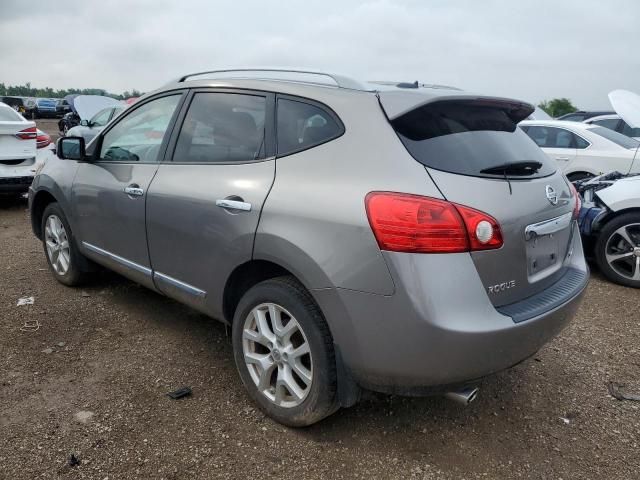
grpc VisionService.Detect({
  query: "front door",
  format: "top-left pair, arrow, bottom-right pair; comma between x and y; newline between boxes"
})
146,90 -> 275,317
72,93 -> 184,288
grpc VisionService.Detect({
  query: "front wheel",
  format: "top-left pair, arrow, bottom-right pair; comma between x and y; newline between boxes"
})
595,213 -> 640,288
232,276 -> 338,427
41,203 -> 88,286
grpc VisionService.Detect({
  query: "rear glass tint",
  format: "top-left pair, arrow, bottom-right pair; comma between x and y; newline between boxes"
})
277,98 -> 343,156
391,102 -> 556,178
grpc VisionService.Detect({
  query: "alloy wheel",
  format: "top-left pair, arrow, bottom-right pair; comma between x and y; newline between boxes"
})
242,303 -> 313,408
605,223 -> 640,281
45,215 -> 71,275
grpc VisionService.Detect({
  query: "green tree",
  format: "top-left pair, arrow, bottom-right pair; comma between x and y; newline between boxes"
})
538,98 -> 578,118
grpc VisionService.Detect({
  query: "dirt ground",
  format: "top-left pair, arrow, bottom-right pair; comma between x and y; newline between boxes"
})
1,120 -> 639,479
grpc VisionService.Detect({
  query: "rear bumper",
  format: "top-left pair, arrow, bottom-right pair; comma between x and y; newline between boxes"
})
0,176 -> 33,194
314,222 -> 588,394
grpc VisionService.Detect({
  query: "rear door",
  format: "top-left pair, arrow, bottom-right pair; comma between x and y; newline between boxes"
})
522,125 -> 577,169
146,89 -> 275,318
71,92 -> 184,289
383,97 -> 576,306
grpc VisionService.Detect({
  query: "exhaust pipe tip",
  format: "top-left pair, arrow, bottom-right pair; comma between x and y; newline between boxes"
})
444,387 -> 479,406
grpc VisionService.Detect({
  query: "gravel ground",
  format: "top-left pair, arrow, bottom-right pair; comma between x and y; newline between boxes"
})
1,120 -> 639,479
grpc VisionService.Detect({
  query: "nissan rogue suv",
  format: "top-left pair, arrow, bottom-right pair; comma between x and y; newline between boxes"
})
29,69 -> 588,426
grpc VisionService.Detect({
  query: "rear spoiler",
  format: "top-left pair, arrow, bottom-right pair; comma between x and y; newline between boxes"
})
378,91 -> 534,123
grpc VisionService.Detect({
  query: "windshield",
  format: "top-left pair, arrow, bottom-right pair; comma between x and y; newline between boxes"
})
590,126 -> 640,149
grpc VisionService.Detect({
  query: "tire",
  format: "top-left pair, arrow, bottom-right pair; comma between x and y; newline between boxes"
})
567,172 -> 594,182
232,276 -> 338,427
595,212 -> 640,288
41,203 -> 88,286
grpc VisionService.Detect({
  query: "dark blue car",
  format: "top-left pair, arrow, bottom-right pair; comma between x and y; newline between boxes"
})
34,98 -> 58,118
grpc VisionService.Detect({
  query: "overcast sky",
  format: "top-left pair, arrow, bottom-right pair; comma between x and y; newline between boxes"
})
1,0 -> 638,109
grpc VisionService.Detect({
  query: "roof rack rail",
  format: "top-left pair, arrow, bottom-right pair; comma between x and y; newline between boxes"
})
176,68 -> 369,90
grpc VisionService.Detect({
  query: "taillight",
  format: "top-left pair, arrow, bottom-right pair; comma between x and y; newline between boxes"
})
365,192 -> 503,254
570,183 -> 581,220
36,131 -> 51,149
15,126 -> 37,140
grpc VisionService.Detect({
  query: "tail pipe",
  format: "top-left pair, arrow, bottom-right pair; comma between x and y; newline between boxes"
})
444,387 -> 479,406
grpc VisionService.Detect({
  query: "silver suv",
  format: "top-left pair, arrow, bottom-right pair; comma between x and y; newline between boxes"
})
29,69 -> 588,426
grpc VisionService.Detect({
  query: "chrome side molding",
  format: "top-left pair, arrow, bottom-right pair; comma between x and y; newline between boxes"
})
154,271 -> 207,298
82,242 -> 152,276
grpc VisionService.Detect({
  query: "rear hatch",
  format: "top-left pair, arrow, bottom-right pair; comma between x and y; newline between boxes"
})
0,107 -> 36,163
380,94 -> 576,306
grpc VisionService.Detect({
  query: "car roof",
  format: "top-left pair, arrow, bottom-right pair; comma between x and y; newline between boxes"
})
152,69 -> 532,122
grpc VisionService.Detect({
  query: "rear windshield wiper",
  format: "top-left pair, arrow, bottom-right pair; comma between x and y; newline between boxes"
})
480,161 -> 543,176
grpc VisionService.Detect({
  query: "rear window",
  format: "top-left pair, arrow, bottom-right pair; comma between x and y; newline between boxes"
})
391,102 -> 556,178
590,126 -> 640,149
0,106 -> 24,121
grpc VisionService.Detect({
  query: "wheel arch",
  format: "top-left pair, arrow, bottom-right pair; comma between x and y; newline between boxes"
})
30,189 -> 59,239
593,207 -> 640,233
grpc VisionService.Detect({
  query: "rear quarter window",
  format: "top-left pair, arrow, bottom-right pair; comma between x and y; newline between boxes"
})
276,98 -> 344,157
391,101 -> 556,178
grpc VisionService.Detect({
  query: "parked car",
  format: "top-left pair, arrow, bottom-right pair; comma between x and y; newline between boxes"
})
56,99 -> 71,117
0,96 -> 35,119
66,105 -> 125,143
557,110 -> 615,122
0,102 -> 39,196
29,69 -> 588,426
58,95 -> 121,137
576,172 -> 640,288
584,114 -> 640,141
520,120 -> 640,181
58,111 -> 80,136
34,98 -> 58,118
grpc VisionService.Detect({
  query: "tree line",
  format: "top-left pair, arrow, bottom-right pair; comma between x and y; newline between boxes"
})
0,82 -> 143,100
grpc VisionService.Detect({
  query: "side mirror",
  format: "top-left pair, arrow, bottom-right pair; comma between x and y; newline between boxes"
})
80,119 -> 89,127
57,137 -> 86,161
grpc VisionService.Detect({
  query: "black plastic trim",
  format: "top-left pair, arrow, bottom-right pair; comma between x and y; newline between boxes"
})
497,267 -> 588,324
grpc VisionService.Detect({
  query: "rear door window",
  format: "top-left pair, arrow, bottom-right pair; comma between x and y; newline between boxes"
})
523,126 -> 588,149
391,101 -> 556,178
173,92 -> 267,163
276,98 -> 343,156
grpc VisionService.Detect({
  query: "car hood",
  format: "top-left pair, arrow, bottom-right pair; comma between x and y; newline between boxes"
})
74,95 -> 121,120
609,90 -> 640,129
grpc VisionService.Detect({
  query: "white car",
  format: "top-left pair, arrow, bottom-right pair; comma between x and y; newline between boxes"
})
584,114 -> 640,141
0,102 -> 41,196
520,120 -> 640,181
67,105 -> 125,144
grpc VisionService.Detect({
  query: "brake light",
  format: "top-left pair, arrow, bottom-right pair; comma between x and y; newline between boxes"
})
365,192 -> 503,253
36,131 -> 51,149
570,183 -> 581,220
15,126 -> 37,140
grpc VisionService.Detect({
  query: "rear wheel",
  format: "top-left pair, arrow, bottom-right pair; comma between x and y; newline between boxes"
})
232,276 -> 338,427
41,203 -> 88,286
595,213 -> 640,288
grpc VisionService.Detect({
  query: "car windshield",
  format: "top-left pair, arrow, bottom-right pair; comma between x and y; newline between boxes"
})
590,126 -> 640,149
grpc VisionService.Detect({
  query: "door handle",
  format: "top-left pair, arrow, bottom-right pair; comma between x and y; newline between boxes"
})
124,185 -> 144,197
216,199 -> 252,211
555,157 -> 570,161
